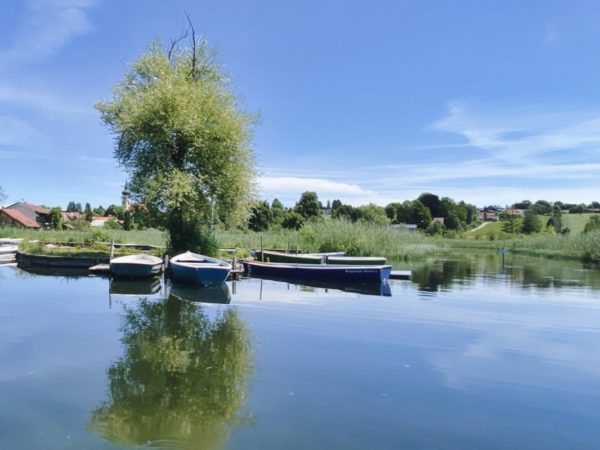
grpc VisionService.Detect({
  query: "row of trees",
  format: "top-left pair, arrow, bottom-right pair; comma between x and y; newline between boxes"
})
247,191 -> 479,233
63,201 -> 151,231
512,199 -> 600,215
66,201 -> 127,221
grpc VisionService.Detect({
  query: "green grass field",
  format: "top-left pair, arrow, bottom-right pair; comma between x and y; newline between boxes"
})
560,213 -> 597,234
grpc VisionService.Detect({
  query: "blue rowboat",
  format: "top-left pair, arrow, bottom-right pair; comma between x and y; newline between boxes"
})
170,251 -> 231,286
243,260 -> 392,284
110,254 -> 163,278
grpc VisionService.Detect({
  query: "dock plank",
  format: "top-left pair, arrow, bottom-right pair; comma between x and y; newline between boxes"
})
390,270 -> 411,280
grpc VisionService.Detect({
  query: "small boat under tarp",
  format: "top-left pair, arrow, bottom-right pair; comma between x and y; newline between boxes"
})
252,249 -> 384,265
110,254 -> 163,278
0,238 -> 22,245
170,251 -> 231,285
0,245 -> 18,255
243,260 -> 392,284
325,256 -> 387,265
253,249 -> 325,264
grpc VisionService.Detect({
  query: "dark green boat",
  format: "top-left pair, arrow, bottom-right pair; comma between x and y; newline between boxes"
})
253,250 -> 326,264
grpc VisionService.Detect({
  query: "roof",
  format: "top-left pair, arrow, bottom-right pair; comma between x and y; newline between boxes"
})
0,208 -> 41,228
7,202 -> 50,215
62,211 -> 82,220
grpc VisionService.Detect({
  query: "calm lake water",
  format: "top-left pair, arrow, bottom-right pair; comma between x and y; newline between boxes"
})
2,253 -> 600,449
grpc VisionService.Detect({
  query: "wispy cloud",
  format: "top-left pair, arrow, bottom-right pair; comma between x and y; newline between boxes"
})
1,0 -> 98,66
77,155 -> 115,164
0,83 -> 94,115
0,150 -> 18,159
544,28 -> 560,46
0,114 -> 49,148
433,102 -> 600,162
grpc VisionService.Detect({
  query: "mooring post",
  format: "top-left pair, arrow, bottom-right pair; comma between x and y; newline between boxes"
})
260,235 -> 264,261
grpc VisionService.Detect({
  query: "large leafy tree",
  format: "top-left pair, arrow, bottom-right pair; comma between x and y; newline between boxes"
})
97,29 -> 256,253
294,191 -> 323,220
418,192 -> 442,218
0,186 -> 6,205
409,200 -> 432,229
248,200 -> 272,232
521,211 -> 542,234
270,198 -> 285,227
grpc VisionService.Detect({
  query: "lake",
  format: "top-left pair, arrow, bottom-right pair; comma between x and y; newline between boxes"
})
1,253 -> 600,449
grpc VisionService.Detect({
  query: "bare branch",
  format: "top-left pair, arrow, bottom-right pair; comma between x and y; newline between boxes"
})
184,11 -> 197,78
167,27 -> 188,62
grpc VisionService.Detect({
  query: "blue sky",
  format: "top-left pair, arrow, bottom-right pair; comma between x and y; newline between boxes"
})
2,0 -> 600,209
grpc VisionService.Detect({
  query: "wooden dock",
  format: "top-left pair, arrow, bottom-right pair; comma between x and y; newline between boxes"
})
390,270 -> 411,280
89,264 -> 111,275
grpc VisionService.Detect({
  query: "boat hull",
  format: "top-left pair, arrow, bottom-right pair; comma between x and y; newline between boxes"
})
171,263 -> 230,285
244,261 -> 392,284
110,255 -> 163,278
170,252 -> 232,286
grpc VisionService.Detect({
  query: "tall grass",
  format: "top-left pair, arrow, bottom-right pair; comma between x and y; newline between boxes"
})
5,221 -> 600,264
501,231 -> 600,262
0,227 -> 167,246
216,220 -> 441,261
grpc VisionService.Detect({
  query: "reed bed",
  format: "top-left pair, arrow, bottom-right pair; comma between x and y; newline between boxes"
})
502,231 -> 600,263
5,221 -> 600,264
216,221 -> 441,261
0,227 -> 167,247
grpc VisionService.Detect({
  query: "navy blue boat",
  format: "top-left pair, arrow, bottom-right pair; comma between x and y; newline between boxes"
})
243,260 -> 392,284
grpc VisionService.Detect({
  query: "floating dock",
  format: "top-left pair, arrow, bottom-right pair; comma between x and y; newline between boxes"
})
390,270 -> 411,280
89,264 -> 111,275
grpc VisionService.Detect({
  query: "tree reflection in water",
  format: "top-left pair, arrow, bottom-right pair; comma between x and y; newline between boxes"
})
89,294 -> 253,450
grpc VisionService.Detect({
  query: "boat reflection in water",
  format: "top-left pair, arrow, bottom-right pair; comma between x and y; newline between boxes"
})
248,274 -> 392,297
17,265 -> 90,278
109,277 -> 162,296
169,280 -> 232,304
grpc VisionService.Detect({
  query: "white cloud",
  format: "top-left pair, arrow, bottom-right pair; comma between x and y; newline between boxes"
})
257,175 -> 389,206
1,0 -> 97,66
433,102 -> 600,162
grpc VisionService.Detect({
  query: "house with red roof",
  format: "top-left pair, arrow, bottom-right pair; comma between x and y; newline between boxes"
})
0,202 -> 51,229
